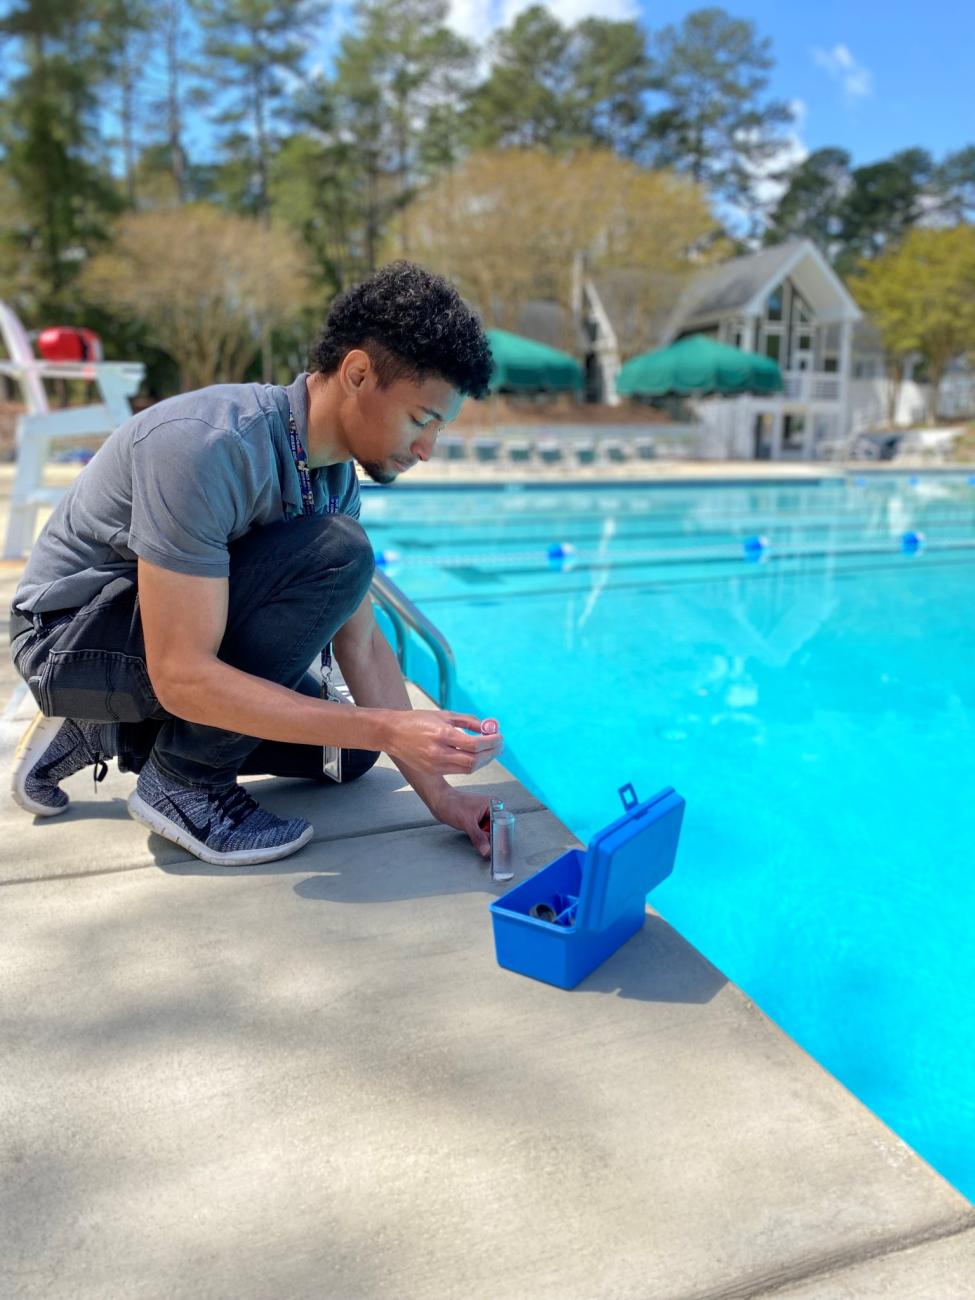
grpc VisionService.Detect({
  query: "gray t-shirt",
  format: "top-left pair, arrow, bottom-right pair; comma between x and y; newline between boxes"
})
13,373 -> 360,614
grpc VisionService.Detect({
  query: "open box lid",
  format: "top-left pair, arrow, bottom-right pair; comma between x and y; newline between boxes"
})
577,785 -> 685,931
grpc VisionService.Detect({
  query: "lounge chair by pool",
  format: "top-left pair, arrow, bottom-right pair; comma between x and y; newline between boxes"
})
507,440 -> 533,466
602,439 -> 630,464
472,436 -> 501,465
536,439 -> 564,468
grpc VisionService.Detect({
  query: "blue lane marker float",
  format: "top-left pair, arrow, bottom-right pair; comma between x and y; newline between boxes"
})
901,531 -> 925,555
968,475 -> 975,486
855,476 -> 868,487
547,541 -> 577,572
743,535 -> 770,563
909,475 -> 920,486
374,548 -> 400,568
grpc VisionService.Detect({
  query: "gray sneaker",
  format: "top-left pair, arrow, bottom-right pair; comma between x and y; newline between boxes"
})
127,755 -> 314,866
11,713 -> 112,816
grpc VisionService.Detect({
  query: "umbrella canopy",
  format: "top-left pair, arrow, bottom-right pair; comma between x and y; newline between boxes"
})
486,328 -> 584,394
616,334 -> 783,398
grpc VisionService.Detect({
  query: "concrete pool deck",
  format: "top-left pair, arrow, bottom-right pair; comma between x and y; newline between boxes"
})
2,462 -> 975,1299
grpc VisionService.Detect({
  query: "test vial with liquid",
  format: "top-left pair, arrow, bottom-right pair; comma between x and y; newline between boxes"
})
489,797 -> 515,882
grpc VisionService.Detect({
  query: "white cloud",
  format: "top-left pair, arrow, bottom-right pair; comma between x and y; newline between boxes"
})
447,0 -> 637,42
501,0 -> 637,21
812,43 -> 873,101
446,0 -> 495,41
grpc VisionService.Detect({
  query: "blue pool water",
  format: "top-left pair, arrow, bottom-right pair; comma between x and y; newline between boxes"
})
360,473 -> 975,1202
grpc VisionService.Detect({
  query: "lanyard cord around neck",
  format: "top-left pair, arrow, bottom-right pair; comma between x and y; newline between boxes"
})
287,400 -> 333,680
287,402 -> 316,516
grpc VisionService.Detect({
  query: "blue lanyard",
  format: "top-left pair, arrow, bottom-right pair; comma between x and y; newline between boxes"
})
287,402 -> 316,516
287,401 -> 332,680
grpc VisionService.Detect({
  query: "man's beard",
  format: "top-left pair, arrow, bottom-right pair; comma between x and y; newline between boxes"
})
358,458 -> 398,486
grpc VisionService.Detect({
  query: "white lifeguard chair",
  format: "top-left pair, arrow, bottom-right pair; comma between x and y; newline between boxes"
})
0,300 -> 145,558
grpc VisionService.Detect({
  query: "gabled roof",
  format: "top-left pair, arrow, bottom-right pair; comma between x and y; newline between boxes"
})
663,239 -> 862,340
514,300 -> 588,353
471,299 -> 587,354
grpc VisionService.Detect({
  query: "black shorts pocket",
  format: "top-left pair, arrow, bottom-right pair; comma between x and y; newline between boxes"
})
37,649 -> 162,722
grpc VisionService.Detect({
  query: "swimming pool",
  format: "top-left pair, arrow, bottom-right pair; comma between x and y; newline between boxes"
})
360,473 -> 975,1203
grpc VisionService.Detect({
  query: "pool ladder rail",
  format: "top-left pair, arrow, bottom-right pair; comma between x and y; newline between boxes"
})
369,569 -> 456,709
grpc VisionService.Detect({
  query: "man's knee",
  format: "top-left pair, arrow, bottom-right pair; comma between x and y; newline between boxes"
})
323,514 -> 375,598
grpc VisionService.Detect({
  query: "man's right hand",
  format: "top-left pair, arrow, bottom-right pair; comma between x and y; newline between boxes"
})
382,709 -> 503,776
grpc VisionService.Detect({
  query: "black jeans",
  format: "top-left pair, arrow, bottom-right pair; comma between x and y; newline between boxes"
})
10,513 -> 380,788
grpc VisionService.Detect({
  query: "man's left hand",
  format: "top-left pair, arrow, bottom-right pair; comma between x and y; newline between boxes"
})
430,787 -> 491,859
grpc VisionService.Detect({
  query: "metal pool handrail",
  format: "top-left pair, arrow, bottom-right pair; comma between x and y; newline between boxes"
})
369,569 -> 456,709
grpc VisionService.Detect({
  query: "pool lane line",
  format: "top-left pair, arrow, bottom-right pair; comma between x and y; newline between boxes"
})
376,512 -> 975,554
413,551 -> 975,603
373,536 -> 975,573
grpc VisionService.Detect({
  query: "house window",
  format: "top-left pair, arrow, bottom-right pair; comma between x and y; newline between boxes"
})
798,333 -> 812,352
764,332 -> 782,362
824,356 -> 838,373
767,287 -> 784,322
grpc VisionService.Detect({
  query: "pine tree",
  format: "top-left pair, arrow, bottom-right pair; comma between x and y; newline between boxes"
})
834,149 -> 934,275
331,0 -> 476,262
191,0 -> 324,377
648,7 -> 793,220
192,0 -> 323,224
468,8 -> 655,158
0,0 -> 122,315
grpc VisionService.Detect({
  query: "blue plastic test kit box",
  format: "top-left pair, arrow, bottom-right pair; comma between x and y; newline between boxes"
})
489,784 -> 685,990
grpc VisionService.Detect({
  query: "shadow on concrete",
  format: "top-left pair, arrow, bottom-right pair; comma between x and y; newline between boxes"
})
577,915 -> 728,1005
21,796 -> 132,825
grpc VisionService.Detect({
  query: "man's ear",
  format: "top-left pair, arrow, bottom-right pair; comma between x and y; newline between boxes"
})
339,348 -> 371,394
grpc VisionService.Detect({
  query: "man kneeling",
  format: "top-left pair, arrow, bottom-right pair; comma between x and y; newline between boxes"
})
9,262 -> 502,866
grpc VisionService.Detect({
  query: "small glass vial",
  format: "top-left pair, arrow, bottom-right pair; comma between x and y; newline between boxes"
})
489,797 -> 515,882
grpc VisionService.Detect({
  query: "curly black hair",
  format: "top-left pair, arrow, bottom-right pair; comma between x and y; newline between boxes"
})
308,261 -> 493,400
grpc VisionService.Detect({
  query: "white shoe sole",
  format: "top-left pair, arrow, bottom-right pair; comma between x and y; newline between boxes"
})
126,790 -> 314,866
10,713 -> 72,817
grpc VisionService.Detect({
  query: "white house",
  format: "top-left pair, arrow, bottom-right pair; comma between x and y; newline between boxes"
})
579,239 -> 867,460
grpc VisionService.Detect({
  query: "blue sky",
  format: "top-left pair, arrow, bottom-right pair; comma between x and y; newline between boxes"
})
439,0 -> 974,168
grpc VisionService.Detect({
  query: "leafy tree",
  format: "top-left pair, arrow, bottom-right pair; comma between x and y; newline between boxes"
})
80,205 -> 313,388
404,148 -> 719,355
763,148 -> 851,252
852,226 -> 975,422
0,0 -> 122,316
0,166 -> 33,308
648,7 -> 793,220
930,146 -> 975,224
834,148 -> 934,275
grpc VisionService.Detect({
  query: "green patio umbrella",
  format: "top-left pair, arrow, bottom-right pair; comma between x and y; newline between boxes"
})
616,334 -> 783,397
486,328 -> 584,394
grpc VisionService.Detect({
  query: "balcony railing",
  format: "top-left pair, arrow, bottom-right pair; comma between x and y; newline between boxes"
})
781,372 -> 842,402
